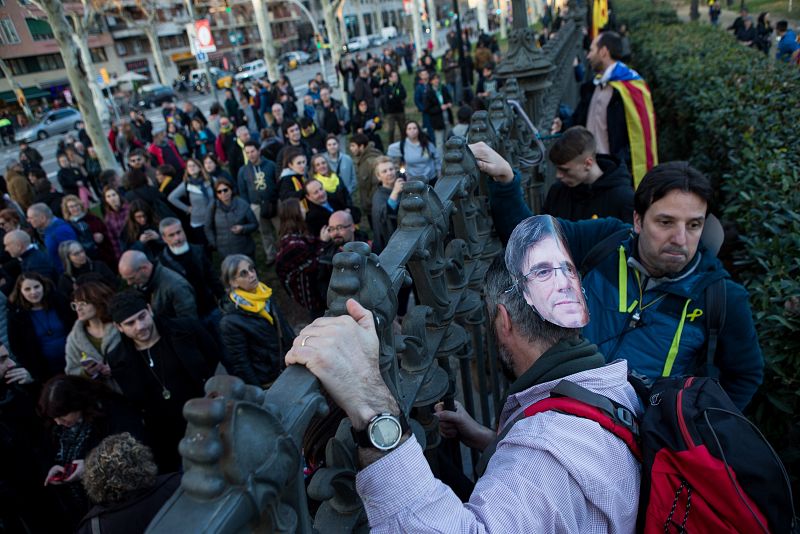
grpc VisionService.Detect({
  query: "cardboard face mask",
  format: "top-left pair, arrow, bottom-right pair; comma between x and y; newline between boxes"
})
505,215 -> 589,329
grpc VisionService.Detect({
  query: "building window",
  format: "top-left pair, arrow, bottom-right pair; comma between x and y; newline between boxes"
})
26,18 -> 54,41
0,17 -> 20,44
6,53 -> 64,75
116,42 -> 128,56
90,47 -> 108,62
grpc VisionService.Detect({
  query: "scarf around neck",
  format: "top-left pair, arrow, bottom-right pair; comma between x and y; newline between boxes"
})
230,282 -> 274,324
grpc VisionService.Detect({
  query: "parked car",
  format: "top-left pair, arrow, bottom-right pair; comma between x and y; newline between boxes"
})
380,26 -> 398,39
369,35 -> 388,47
279,51 -> 312,70
234,59 -> 268,81
14,108 -> 82,143
189,67 -> 234,89
346,37 -> 370,51
136,84 -> 177,108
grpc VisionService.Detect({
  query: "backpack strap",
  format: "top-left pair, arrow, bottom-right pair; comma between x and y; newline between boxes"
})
524,380 -> 642,461
699,278 -> 727,376
579,228 -> 633,277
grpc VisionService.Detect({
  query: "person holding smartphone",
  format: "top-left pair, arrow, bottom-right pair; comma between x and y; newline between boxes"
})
64,281 -> 121,390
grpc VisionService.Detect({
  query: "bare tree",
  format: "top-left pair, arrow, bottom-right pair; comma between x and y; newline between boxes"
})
66,0 -> 110,123
27,0 -> 120,173
101,0 -> 170,85
322,0 -> 347,104
251,0 -> 280,81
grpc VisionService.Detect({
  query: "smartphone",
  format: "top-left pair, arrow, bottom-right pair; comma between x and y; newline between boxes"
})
50,462 -> 76,482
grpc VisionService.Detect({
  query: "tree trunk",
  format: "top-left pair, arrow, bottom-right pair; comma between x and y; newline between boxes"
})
411,0 -> 424,63
425,0 -> 438,54
32,0 -> 120,173
251,0 -> 280,81
690,0 -> 700,21
323,0 -> 346,104
373,0 -> 382,36
70,16 -> 110,124
143,26 -> 170,85
0,57 -> 33,121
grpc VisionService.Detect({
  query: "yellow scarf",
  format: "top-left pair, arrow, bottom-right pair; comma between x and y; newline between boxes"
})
230,282 -> 274,324
314,172 -> 341,193
158,176 -> 173,193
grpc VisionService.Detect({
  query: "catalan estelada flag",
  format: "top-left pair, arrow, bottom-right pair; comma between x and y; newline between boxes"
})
592,0 -> 609,38
603,63 -> 658,188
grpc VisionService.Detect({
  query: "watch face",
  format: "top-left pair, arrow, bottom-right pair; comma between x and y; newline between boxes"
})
370,415 -> 402,450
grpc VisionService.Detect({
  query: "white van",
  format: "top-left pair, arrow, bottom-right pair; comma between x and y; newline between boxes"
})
234,59 -> 268,81
381,26 -> 398,39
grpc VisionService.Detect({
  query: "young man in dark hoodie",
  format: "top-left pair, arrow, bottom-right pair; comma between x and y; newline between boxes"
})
543,126 -> 634,224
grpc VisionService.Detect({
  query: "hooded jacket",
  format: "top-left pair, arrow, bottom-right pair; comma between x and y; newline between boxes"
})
543,155 -> 634,223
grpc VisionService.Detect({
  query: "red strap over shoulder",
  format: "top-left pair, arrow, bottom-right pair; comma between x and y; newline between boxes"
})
524,397 -> 643,461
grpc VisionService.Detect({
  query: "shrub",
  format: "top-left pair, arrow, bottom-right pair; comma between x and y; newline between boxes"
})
616,0 -> 800,493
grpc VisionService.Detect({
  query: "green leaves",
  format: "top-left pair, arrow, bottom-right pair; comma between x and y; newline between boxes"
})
617,0 -> 800,489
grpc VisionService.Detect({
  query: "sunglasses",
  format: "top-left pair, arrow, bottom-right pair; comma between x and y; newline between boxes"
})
216,187 -> 231,194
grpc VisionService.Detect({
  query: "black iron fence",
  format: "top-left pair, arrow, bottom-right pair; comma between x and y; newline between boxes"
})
148,8 -> 585,531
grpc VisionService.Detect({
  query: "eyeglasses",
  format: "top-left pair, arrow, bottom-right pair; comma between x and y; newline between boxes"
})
216,188 -> 231,194
236,266 -> 256,278
328,224 -> 353,232
70,301 -> 89,310
522,262 -> 578,283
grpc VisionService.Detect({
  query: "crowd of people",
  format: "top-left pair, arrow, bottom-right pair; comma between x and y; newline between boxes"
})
0,19 -> 773,534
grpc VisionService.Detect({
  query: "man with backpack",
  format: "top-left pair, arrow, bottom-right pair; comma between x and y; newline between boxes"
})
474,142 -> 764,410
285,249 -> 642,531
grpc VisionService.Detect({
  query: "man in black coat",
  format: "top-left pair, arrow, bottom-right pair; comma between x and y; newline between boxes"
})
543,126 -> 634,223
158,218 -> 224,328
108,290 -> 219,472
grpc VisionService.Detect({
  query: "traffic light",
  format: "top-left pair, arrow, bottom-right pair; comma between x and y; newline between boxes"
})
224,0 -> 232,13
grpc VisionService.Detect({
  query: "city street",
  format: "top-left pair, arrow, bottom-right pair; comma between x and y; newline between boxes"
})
0,38 -> 414,182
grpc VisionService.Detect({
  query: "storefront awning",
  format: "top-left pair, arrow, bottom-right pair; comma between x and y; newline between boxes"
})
0,87 -> 51,104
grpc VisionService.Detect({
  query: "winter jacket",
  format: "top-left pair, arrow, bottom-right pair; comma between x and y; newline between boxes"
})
76,474 -> 180,534
57,167 -> 84,196
275,233 -> 327,314
323,152 -> 356,194
64,321 -> 121,385
219,297 -> 294,386
489,173 -> 764,409
204,197 -> 258,258
542,155 -> 634,223
6,170 -> 35,211
371,186 -> 398,254
124,186 -> 176,221
167,178 -> 214,228
19,245 -> 57,282
277,168 -> 306,202
423,85 -> 454,131
57,259 -> 118,298
42,217 -> 78,275
386,139 -> 440,183
8,292 -> 75,383
382,82 -> 407,114
139,263 -> 198,320
237,159 -> 278,218
158,244 -> 223,317
352,144 -> 384,217
570,82 -> 631,170
314,99 -> 349,136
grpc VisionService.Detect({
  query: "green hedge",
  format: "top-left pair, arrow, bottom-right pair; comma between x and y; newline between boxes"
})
615,0 -> 800,484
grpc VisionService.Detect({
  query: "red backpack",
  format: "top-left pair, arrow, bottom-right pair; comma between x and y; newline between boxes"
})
525,378 -> 797,533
